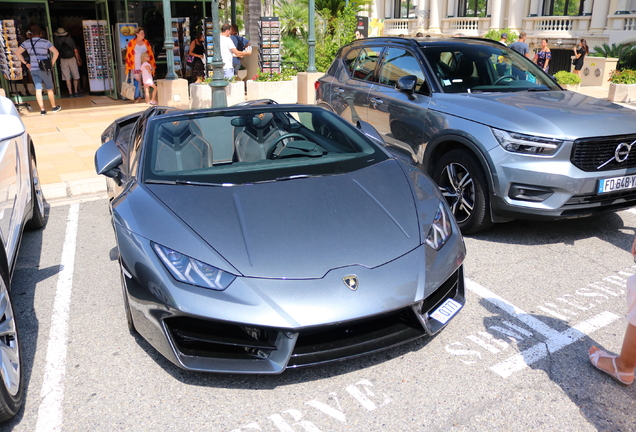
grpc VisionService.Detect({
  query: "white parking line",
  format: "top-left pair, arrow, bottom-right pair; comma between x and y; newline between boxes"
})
466,278 -> 621,378
35,203 -> 80,432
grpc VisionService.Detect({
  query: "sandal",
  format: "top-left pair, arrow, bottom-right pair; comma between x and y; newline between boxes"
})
589,347 -> 634,385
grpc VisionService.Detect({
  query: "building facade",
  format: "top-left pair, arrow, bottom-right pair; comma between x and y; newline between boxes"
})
375,0 -> 636,49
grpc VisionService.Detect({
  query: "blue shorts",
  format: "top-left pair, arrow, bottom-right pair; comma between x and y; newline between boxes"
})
31,69 -> 54,90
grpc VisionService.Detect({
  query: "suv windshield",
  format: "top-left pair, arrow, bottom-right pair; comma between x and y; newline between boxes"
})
142,107 -> 388,185
422,44 -> 560,94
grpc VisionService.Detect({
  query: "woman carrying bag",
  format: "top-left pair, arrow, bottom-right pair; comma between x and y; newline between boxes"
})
124,27 -> 156,103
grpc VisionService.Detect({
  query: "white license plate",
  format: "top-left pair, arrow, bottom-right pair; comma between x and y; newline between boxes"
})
430,298 -> 462,324
597,174 -> 636,194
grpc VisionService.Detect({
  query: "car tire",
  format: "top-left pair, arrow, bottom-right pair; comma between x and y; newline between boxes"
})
0,270 -> 23,422
25,152 -> 46,231
118,260 -> 136,334
433,149 -> 493,234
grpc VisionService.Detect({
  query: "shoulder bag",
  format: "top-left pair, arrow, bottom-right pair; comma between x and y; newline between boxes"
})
30,38 -> 52,72
121,71 -> 136,100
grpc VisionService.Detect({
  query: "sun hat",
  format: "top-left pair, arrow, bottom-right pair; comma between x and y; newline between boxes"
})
54,28 -> 68,37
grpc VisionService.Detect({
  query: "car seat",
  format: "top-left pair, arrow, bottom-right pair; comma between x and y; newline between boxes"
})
234,113 -> 284,162
154,120 -> 213,172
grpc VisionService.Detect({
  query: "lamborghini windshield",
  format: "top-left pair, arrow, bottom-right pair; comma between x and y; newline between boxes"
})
142,106 -> 389,185
422,44 -> 561,94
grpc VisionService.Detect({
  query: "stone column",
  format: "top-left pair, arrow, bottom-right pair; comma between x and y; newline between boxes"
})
582,0 -> 593,15
615,0 -> 630,14
589,0 -> 611,32
428,0 -> 442,33
489,0 -> 503,29
508,0 -> 525,31
528,0 -> 540,17
446,0 -> 455,17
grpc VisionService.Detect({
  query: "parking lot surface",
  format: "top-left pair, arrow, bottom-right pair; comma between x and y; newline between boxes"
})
4,198 -> 636,431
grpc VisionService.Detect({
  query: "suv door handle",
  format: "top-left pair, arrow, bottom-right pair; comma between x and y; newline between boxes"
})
370,98 -> 384,105
334,88 -> 345,93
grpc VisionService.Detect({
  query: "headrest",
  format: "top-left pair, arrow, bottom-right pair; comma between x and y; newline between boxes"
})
157,120 -> 202,149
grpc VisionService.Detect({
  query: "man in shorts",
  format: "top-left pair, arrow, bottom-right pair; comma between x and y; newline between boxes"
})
54,28 -> 82,97
16,25 -> 61,115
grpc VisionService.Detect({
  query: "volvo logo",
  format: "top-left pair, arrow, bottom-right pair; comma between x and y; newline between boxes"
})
597,140 -> 636,170
343,275 -> 358,291
615,142 -> 633,162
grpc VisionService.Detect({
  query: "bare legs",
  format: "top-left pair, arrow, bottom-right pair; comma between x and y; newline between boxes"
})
144,84 -> 157,104
35,88 -> 57,111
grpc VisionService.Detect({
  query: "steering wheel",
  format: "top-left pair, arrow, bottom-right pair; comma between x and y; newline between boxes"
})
494,75 -> 517,85
267,133 -> 308,159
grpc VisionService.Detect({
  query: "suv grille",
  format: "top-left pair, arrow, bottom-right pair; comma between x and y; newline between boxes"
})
571,135 -> 636,172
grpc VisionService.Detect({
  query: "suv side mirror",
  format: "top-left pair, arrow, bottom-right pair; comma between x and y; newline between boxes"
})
95,139 -> 123,185
396,75 -> 419,99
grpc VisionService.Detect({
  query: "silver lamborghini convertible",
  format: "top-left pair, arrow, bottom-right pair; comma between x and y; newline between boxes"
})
95,102 -> 466,374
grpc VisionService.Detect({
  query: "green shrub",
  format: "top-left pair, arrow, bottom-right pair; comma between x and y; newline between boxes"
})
589,43 -> 636,59
554,71 -> 581,85
482,28 -> 517,44
609,69 -> 636,85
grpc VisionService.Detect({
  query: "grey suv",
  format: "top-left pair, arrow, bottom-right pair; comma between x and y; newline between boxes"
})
316,37 -> 636,233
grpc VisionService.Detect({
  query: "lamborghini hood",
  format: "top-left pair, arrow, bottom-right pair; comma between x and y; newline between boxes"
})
147,160 -> 423,279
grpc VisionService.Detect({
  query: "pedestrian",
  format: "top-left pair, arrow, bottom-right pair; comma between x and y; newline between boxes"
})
534,38 -> 551,73
53,27 -> 82,97
572,38 -> 589,77
220,23 -> 249,79
509,32 -> 530,58
499,32 -> 508,46
188,32 -> 206,83
125,27 -> 155,103
15,25 -> 61,115
415,32 -> 424,37
140,53 -> 157,105
230,24 -> 250,77
588,236 -> 636,385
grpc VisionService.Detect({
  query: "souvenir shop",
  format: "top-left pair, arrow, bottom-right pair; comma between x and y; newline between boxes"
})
0,0 -> 214,103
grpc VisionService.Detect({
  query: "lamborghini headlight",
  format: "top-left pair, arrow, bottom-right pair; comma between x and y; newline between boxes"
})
153,243 -> 236,290
425,202 -> 452,250
491,128 -> 565,156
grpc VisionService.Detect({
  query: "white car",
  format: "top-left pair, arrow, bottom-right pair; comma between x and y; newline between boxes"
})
0,96 -> 46,421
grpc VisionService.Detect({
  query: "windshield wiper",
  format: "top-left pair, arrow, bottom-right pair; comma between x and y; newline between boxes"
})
526,87 -> 552,92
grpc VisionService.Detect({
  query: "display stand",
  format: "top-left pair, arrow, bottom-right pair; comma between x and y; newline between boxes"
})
258,17 -> 281,77
170,18 -> 190,78
0,19 -> 31,111
204,19 -> 215,78
83,20 -> 114,92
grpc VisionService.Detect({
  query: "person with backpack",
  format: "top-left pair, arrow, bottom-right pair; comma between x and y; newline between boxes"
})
230,24 -> 250,76
16,25 -> 61,115
54,28 -> 82,98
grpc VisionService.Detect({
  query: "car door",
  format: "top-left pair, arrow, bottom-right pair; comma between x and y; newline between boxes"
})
330,45 -> 383,125
366,47 -> 432,166
0,137 -> 19,261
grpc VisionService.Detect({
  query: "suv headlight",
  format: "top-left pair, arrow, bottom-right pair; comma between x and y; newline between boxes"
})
153,243 -> 236,290
425,202 -> 452,250
492,128 -> 565,156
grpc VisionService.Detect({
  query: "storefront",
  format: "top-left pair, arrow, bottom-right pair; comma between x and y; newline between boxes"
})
0,0 -> 212,102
